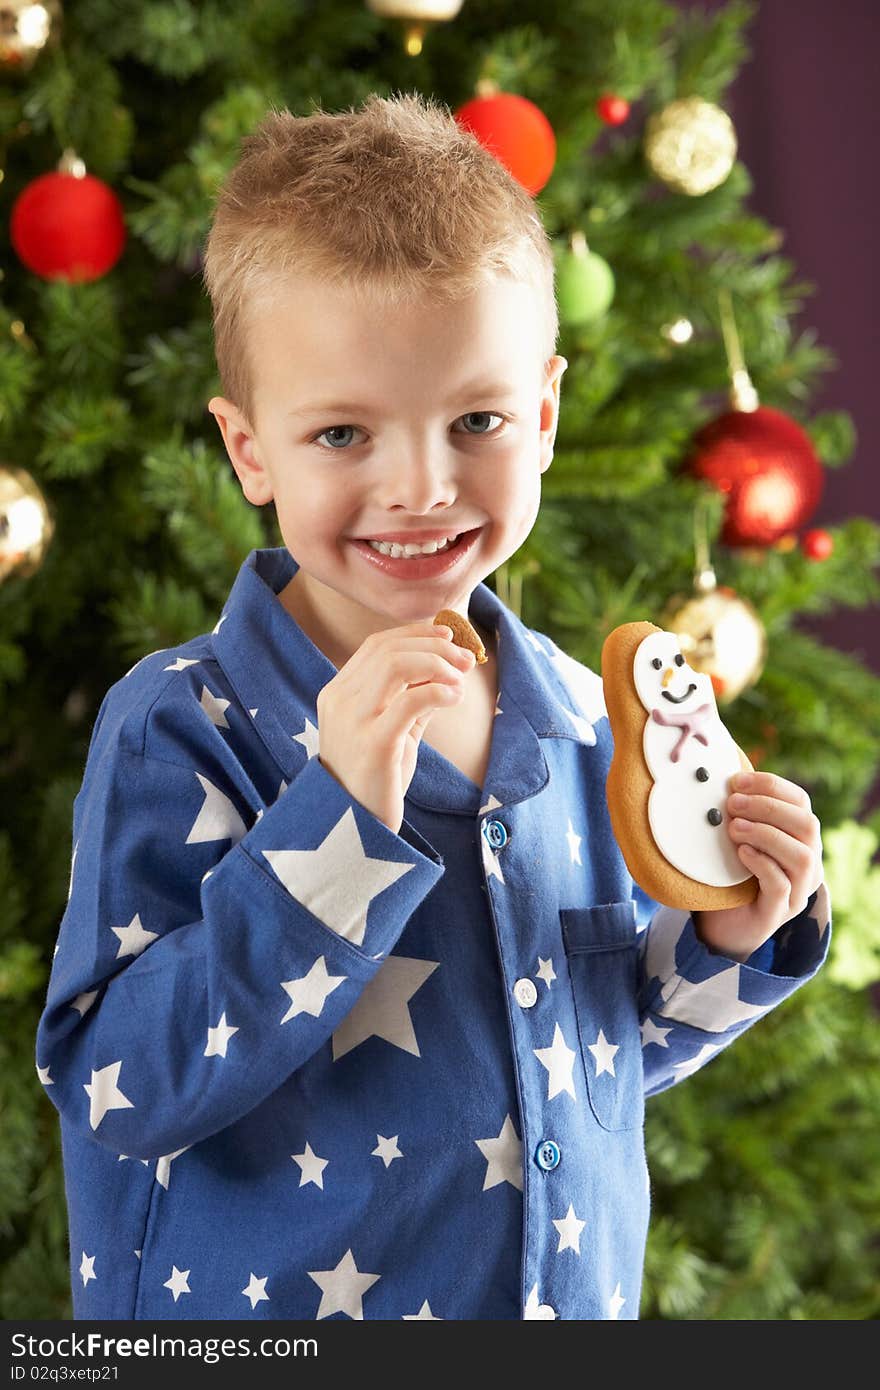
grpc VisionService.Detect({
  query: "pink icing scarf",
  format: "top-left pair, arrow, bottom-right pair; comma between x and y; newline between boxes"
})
650,701 -> 713,763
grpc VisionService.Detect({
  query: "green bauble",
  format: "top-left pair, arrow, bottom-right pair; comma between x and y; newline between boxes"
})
557,246 -> 615,324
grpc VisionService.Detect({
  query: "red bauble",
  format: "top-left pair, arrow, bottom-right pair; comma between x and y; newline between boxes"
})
801,528 -> 834,560
688,405 -> 824,547
454,92 -> 556,196
597,94 -> 630,126
10,170 -> 126,282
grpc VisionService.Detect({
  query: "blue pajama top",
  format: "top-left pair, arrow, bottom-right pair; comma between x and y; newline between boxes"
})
35,546 -> 831,1320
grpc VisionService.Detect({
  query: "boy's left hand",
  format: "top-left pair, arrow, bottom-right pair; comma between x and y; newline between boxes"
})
692,770 -> 825,963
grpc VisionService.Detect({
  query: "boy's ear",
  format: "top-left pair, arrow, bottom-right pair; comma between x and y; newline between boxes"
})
207,396 -> 274,506
539,356 -> 568,473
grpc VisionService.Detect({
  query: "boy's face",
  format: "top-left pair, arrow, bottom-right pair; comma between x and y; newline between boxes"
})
208,271 -> 566,663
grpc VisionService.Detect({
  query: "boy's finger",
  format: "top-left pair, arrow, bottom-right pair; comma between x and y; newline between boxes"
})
731,770 -> 811,809
726,793 -> 816,845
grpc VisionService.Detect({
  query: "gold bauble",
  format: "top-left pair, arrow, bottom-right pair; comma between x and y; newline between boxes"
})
0,463 -> 54,581
644,96 -> 737,196
365,0 -> 464,55
659,582 -> 766,704
0,0 -> 63,74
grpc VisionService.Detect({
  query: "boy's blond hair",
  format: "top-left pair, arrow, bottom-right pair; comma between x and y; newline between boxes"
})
201,90 -> 559,431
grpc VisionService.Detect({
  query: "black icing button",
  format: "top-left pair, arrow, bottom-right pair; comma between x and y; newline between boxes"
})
696,767 -> 709,782
707,808 -> 723,826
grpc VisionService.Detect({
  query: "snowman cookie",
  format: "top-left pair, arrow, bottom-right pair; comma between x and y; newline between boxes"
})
601,620 -> 758,910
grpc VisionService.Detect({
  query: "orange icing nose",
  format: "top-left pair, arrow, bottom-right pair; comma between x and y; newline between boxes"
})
661,667 -> 674,688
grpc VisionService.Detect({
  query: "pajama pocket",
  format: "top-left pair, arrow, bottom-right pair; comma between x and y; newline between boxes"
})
560,901 -> 645,1132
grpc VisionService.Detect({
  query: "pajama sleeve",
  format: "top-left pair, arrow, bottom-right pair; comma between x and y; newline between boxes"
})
635,884 -> 832,1094
35,729 -> 445,1161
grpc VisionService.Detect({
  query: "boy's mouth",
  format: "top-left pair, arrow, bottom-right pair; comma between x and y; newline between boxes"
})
348,526 -> 483,579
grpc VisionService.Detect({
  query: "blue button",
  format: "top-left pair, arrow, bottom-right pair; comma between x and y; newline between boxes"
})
535,1139 -> 560,1171
483,819 -> 508,849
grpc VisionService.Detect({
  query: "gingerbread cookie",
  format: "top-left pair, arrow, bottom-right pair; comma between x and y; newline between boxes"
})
601,620 -> 758,910
433,609 -> 487,664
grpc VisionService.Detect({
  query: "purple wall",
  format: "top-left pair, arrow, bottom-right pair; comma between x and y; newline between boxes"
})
676,0 -> 880,813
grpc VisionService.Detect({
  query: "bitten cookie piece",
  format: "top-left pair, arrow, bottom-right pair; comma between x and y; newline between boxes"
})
433,609 -> 487,663
601,619 -> 758,911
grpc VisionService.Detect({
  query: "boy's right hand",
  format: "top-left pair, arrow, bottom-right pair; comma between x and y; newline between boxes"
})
316,620 -> 477,834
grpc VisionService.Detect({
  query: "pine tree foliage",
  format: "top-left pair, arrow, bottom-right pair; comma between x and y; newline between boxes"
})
1,0 -> 878,1318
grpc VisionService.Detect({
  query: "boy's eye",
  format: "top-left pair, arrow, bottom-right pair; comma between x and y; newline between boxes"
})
310,412 -> 507,451
313,425 -> 363,450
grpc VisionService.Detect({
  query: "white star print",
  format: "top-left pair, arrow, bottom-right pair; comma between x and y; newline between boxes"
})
372,1135 -> 403,1167
403,1299 -> 443,1319
643,905 -> 769,1035
608,1282 -> 626,1318
163,656 -> 201,672
199,684 -> 231,729
71,989 -> 97,1017
523,1282 -> 556,1318
659,962 -> 769,1031
164,1265 -> 191,1301
560,706 -> 598,745
205,1011 -> 239,1058
186,772 -> 247,846
587,1028 -> 620,1078
281,956 -> 347,1023
308,1248 -> 380,1320
262,806 -> 414,946
640,1017 -> 672,1048
479,793 -> 504,817
212,613 -> 228,635
68,842 -> 77,901
80,1252 -> 96,1286
292,1141 -> 328,1189
673,1043 -> 720,1079
549,646 -> 607,725
331,956 -> 438,1060
536,957 -> 556,989
475,1113 -> 523,1192
111,912 -> 158,959
565,818 -> 582,864
155,1147 -> 190,1191
242,1273 -> 270,1309
118,1154 -> 149,1167
553,1202 -> 586,1254
84,1061 -> 134,1130
124,650 -> 167,678
534,1022 -> 578,1100
292,718 -> 321,760
36,1063 -> 52,1085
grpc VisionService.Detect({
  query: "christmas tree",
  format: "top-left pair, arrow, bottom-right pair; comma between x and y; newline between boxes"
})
2,0 -> 879,1319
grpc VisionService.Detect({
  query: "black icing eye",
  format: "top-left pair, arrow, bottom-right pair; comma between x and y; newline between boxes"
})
651,657 -> 663,669
674,653 -> 685,666
696,767 -> 709,782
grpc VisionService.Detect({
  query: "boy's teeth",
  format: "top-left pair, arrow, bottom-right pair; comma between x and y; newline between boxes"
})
366,535 -> 459,557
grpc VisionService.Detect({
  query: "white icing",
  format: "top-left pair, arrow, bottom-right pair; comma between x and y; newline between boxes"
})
634,630 -> 751,887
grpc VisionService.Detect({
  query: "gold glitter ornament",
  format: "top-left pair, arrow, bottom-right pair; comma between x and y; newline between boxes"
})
0,463 -> 54,582
365,0 -> 464,56
0,0 -> 63,74
660,572 -> 766,706
644,96 -> 737,196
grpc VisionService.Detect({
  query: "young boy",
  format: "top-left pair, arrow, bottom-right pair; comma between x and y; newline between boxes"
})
35,92 -> 829,1321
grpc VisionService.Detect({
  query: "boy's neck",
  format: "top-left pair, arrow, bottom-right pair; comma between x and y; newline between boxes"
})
276,569 -> 494,672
